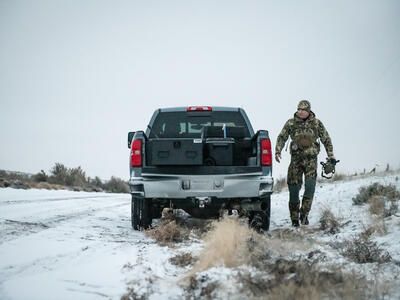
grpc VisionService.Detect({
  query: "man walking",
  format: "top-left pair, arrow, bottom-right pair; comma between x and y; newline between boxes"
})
275,100 -> 335,227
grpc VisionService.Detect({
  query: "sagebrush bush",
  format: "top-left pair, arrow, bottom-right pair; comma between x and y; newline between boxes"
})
32,170 -> 48,182
1,165 -> 129,193
66,166 -> 87,186
352,183 -> 400,205
0,170 -> 31,182
341,235 -> 391,264
102,176 -> 129,193
47,163 -> 88,187
89,176 -> 104,189
319,209 -> 340,234
49,163 -> 69,185
236,259 -> 368,300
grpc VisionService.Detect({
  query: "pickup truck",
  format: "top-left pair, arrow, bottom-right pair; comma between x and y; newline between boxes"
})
127,106 -> 274,231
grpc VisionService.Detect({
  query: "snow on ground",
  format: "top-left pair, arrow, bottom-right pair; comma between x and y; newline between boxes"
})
1,172 -> 400,299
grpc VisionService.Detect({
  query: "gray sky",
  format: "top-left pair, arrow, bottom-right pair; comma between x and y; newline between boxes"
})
1,0 -> 399,180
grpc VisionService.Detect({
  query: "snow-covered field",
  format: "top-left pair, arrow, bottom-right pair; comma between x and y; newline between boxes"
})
1,172 -> 400,299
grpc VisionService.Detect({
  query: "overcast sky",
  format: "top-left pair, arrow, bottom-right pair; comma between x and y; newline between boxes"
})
1,0 -> 399,180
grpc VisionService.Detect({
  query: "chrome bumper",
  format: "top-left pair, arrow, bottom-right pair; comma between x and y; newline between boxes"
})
129,172 -> 273,198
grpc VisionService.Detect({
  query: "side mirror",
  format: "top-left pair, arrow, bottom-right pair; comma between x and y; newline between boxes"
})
127,131 -> 135,148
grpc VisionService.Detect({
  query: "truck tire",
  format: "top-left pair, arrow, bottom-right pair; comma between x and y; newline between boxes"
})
131,195 -> 152,230
261,195 -> 271,231
249,195 -> 271,232
131,195 -> 140,230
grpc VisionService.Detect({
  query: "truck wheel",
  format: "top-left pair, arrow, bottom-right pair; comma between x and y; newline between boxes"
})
131,195 -> 152,230
249,195 -> 271,232
261,195 -> 271,231
131,195 -> 140,230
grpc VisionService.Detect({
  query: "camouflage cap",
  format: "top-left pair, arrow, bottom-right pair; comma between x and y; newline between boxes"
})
297,100 -> 311,112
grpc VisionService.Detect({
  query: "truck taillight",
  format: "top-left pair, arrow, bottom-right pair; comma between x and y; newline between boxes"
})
261,138 -> 272,166
130,139 -> 142,167
187,106 -> 212,112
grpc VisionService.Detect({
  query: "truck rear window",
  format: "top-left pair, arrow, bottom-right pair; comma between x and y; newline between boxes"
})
149,111 -> 251,138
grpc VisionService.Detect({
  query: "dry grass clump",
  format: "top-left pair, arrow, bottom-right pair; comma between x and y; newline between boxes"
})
188,217 -> 312,274
319,208 -> 340,234
368,195 -> 385,216
32,182 -> 58,190
169,252 -> 195,267
352,183 -> 400,205
361,219 -> 388,237
190,217 -> 256,273
340,234 -> 391,264
368,194 -> 399,218
146,220 -> 189,246
373,197 -> 398,218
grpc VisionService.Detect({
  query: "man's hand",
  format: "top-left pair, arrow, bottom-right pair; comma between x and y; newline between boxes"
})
328,155 -> 336,164
275,153 -> 281,163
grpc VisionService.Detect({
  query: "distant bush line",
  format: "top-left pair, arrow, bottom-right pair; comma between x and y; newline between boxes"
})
0,163 -> 129,193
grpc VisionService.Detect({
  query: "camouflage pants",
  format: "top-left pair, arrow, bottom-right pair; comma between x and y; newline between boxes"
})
287,155 -> 317,221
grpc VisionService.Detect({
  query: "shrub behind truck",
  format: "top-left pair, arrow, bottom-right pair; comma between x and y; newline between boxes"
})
128,106 -> 274,231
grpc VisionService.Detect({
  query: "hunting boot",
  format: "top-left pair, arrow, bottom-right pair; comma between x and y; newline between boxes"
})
288,184 -> 301,227
300,178 -> 316,225
299,204 -> 309,225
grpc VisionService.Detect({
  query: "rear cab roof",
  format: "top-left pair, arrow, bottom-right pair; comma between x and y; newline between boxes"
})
159,106 -> 240,112
146,106 -> 255,137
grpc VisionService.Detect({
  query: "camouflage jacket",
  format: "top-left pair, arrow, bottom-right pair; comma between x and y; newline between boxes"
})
275,111 -> 334,158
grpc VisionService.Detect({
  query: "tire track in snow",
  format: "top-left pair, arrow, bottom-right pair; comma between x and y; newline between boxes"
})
0,194 -> 121,206
0,200 -> 142,289
0,199 -> 129,245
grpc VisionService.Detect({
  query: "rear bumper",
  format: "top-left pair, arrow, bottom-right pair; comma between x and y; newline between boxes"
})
129,172 -> 273,199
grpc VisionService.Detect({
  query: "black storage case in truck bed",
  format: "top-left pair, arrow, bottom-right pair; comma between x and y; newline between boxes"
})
204,138 -> 234,166
146,139 -> 203,165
